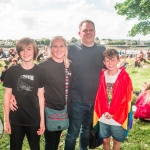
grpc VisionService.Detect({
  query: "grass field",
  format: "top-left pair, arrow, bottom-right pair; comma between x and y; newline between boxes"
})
0,58 -> 150,150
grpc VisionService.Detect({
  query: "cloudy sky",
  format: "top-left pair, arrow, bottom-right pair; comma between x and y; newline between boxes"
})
0,0 -> 149,41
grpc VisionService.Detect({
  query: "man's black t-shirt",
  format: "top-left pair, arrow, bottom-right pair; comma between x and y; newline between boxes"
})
68,42 -> 105,104
3,64 -> 45,126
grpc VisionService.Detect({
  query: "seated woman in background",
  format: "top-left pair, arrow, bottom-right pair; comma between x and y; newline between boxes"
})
134,56 -> 141,67
137,50 -> 146,65
134,82 -> 150,122
146,50 -> 150,60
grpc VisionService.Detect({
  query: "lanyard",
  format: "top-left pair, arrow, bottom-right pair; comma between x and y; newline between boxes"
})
65,68 -> 69,104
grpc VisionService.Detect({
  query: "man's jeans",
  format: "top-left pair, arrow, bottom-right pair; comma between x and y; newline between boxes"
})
64,102 -> 93,150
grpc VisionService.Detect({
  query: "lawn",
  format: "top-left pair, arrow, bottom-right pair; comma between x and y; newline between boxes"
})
0,58 -> 150,150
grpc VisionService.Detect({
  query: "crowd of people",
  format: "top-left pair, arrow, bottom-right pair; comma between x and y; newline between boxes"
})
0,48 -> 19,82
0,46 -> 48,82
117,49 -> 150,69
1,19 -> 150,150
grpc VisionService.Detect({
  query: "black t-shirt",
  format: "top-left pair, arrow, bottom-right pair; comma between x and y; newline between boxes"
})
3,64 -> 45,126
68,42 -> 105,104
39,58 -> 72,110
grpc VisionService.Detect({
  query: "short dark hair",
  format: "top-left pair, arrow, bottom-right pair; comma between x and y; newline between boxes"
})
79,20 -> 95,30
103,49 -> 119,60
16,37 -> 39,60
12,58 -> 18,63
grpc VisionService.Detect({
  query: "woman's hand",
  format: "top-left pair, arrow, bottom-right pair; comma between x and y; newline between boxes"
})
10,95 -> 18,111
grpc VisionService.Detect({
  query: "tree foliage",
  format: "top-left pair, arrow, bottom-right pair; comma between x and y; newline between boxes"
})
95,37 -> 99,41
107,40 -> 126,45
115,0 -> 150,36
44,39 -> 50,46
70,37 -> 78,43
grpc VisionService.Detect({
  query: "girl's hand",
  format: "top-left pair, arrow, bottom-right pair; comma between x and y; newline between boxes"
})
4,122 -> 11,134
37,122 -> 45,135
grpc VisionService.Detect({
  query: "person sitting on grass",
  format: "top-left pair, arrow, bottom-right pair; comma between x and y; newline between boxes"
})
134,56 -> 141,67
134,82 -> 150,122
121,58 -> 128,69
137,50 -> 146,65
146,50 -> 150,60
0,48 -> 7,59
11,58 -> 18,66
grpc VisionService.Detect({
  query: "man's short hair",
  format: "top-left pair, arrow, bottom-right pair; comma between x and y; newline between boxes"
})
79,20 -> 95,30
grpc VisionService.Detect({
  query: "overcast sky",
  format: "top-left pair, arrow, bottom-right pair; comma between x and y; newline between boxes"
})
0,0 -> 149,41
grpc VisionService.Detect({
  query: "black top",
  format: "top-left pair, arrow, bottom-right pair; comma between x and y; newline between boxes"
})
39,58 -> 72,110
68,42 -> 105,104
3,64 -> 45,126
0,65 -> 8,82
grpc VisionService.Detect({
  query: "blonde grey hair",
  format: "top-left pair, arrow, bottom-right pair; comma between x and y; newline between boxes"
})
143,83 -> 150,104
49,36 -> 70,68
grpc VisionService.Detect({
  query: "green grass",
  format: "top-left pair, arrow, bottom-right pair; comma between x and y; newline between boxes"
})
0,59 -> 150,150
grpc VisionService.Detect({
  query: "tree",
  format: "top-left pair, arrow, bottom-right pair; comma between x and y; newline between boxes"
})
115,0 -> 150,36
41,40 -> 45,45
95,37 -> 100,43
70,37 -> 77,43
132,40 -> 137,45
44,39 -> 50,46
35,40 -> 41,45
95,37 -> 99,41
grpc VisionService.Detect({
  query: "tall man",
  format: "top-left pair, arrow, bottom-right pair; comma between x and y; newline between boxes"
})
65,20 -> 106,150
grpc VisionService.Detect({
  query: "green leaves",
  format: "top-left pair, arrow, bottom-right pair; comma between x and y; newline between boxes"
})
115,0 -> 150,36
128,21 -> 150,36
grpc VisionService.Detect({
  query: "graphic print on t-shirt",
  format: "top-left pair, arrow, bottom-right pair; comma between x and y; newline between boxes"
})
105,69 -> 121,108
17,75 -> 34,91
106,82 -> 114,106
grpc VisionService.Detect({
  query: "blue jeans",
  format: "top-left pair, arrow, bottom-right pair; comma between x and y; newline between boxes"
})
99,122 -> 126,142
64,102 -> 93,150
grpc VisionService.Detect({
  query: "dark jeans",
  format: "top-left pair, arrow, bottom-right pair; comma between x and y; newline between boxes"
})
44,129 -> 62,150
10,124 -> 40,150
134,61 -> 140,67
64,102 -> 93,150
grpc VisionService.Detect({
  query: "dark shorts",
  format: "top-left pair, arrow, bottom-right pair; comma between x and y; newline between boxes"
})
99,122 -> 126,142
